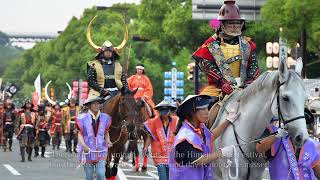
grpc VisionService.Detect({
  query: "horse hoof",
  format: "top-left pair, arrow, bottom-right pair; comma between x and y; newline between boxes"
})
141,166 -> 147,172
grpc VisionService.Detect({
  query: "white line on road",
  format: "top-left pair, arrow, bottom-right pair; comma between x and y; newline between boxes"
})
126,175 -> 153,179
117,168 -> 128,180
146,171 -> 159,179
3,164 -> 21,175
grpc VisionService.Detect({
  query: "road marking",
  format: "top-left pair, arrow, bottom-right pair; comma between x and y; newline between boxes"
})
3,164 -> 21,175
145,171 -> 159,179
126,175 -> 153,179
122,161 -> 159,179
117,167 -> 128,180
120,168 -> 133,171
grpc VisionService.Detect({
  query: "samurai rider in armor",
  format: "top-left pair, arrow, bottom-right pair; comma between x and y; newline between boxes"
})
49,103 -> 63,150
34,100 -> 46,157
192,0 -> 259,97
17,99 -> 36,162
0,101 -> 4,148
35,109 -> 50,158
86,15 -> 129,101
62,97 -> 80,153
3,99 -> 16,152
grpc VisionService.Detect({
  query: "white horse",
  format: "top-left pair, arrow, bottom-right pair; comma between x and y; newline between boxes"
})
211,58 -> 309,180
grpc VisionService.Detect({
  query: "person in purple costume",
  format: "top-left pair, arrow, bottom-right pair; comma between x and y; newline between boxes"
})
169,95 -> 240,180
256,109 -> 320,180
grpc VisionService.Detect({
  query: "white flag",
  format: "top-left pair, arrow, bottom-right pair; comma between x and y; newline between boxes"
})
34,74 -> 41,104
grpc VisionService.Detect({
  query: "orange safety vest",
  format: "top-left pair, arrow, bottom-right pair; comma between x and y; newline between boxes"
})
144,115 -> 178,165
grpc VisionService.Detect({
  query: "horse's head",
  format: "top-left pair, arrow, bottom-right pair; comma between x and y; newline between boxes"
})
118,89 -> 138,126
271,58 -> 308,147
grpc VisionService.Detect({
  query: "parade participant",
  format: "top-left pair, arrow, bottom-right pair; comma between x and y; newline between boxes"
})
62,97 -> 80,153
256,112 -> 320,179
127,64 -> 156,114
0,101 -> 4,148
3,99 -> 16,152
17,99 -> 36,162
35,113 -> 49,158
76,95 -> 112,180
34,100 -> 45,157
44,102 -> 52,145
49,103 -> 63,150
169,95 -> 240,180
192,0 -> 259,96
143,100 -> 178,179
86,15 -> 128,100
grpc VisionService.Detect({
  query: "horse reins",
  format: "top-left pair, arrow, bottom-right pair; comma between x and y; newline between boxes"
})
109,97 -> 138,145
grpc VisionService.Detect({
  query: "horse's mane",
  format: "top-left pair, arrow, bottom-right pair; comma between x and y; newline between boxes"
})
239,70 -> 303,104
239,71 -> 278,103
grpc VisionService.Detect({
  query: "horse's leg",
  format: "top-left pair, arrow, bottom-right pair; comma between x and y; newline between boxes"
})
122,140 -> 129,162
133,139 -> 140,172
111,147 -> 123,180
141,129 -> 148,171
105,152 -> 112,180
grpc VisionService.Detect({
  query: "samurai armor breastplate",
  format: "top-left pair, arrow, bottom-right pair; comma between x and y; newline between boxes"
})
102,63 -> 117,88
220,42 -> 241,78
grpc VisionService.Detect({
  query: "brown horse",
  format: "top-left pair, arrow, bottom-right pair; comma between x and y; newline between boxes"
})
124,99 -> 153,171
103,90 -> 137,179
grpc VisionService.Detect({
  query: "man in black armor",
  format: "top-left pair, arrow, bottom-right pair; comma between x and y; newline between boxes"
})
86,16 -> 128,100
3,99 -> 16,152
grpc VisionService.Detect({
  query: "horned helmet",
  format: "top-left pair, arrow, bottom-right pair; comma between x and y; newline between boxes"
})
217,0 -> 245,37
86,15 -> 128,60
21,98 -> 34,109
44,80 -> 72,107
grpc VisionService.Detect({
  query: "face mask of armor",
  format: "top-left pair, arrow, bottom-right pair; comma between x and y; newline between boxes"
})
221,20 -> 244,37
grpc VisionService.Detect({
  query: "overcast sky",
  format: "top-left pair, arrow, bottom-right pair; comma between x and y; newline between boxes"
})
0,0 -> 140,34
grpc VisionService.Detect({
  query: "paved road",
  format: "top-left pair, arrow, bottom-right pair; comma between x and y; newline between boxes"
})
0,137 -> 270,180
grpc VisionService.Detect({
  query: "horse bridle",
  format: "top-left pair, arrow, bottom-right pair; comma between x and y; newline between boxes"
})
273,81 -> 305,128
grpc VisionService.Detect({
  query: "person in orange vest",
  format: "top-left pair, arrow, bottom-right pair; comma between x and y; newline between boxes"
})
143,100 -> 178,179
128,64 -> 156,115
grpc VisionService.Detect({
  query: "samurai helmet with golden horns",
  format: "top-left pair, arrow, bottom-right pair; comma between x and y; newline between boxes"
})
45,80 -> 72,106
86,15 -> 128,59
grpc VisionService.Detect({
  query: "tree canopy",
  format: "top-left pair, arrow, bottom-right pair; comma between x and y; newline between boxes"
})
6,0 -> 318,101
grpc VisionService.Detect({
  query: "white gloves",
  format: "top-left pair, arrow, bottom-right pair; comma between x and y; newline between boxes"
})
226,101 -> 240,123
275,128 -> 288,138
226,112 -> 241,123
220,146 -> 234,158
